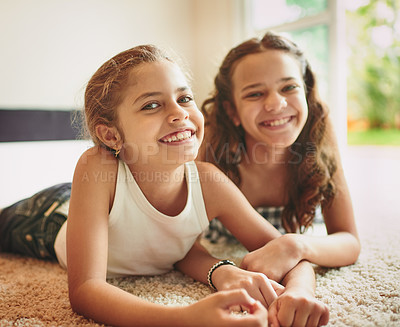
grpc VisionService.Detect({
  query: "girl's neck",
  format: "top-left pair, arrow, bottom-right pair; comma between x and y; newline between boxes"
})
238,140 -> 290,207
127,162 -> 187,216
128,162 -> 185,185
241,138 -> 290,170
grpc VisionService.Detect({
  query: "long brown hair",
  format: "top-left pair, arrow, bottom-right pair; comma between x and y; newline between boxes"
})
82,45 -> 172,152
201,31 -> 337,233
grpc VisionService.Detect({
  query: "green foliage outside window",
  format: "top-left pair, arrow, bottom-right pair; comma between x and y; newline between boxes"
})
346,0 -> 400,130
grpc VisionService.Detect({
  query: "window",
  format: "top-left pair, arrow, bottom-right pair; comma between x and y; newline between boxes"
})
251,0 -> 328,30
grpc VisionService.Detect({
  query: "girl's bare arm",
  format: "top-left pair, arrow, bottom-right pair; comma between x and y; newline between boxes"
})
196,161 -> 282,250
241,122 -> 360,278
185,162 -> 329,327
292,159 -> 360,267
66,148 -> 268,327
240,164 -> 360,280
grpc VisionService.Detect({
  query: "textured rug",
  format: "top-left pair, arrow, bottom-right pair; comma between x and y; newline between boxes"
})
1,146 -> 399,326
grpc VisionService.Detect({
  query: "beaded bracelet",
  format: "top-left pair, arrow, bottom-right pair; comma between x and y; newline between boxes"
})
207,259 -> 236,291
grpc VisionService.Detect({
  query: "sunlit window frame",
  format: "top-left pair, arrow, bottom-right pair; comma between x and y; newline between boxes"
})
241,0 -> 347,149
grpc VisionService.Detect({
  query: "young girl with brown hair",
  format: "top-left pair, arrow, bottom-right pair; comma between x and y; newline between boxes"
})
201,31 -> 360,280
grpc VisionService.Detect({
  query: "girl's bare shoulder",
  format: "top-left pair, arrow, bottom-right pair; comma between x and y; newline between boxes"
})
194,161 -> 235,205
195,161 -> 230,185
73,146 -> 119,184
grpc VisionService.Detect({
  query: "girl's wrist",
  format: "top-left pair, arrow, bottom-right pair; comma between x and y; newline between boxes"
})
284,284 -> 315,298
282,233 -> 307,262
208,260 -> 237,291
170,305 -> 196,327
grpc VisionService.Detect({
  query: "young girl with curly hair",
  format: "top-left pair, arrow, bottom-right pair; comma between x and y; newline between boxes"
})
200,31 -> 360,282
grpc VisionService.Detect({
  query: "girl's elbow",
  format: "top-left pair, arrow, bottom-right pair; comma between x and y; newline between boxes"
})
355,238 -> 361,259
348,235 -> 361,265
69,299 -> 82,315
68,286 -> 84,314
68,279 -> 95,315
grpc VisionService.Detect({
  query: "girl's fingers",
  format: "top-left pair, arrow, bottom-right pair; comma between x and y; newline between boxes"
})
267,301 -> 280,327
218,290 -> 269,326
275,302 -> 295,327
292,309 -> 311,327
219,289 -> 258,309
259,276 -> 278,306
229,304 -> 242,313
305,312 -> 322,327
230,301 -> 268,327
246,299 -> 268,320
238,274 -> 279,308
317,306 -> 330,327
270,280 -> 285,295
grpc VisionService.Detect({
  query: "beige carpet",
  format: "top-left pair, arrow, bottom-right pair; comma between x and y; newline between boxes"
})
1,146 -> 399,326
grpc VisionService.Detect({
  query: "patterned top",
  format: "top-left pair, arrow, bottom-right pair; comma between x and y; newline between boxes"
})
203,206 -> 285,244
203,206 -> 324,243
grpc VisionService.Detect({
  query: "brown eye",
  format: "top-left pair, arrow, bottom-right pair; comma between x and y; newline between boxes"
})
282,85 -> 298,92
178,95 -> 193,104
247,92 -> 263,98
142,102 -> 159,110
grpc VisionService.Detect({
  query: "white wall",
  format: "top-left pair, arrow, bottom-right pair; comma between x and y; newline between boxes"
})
0,0 -> 197,109
0,0 -> 244,207
0,140 -> 92,207
0,0 -> 245,110
192,0 -> 245,105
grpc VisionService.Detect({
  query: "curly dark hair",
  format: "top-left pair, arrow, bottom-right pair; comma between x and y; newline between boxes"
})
201,31 -> 337,233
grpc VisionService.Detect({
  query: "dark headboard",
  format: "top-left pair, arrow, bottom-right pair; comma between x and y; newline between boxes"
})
0,109 -> 81,142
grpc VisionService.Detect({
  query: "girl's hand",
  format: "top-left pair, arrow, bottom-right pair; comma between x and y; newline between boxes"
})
268,288 -> 329,327
240,234 -> 304,282
211,264 -> 285,308
185,289 -> 268,327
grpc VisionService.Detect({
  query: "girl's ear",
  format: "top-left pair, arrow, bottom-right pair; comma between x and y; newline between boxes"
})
223,101 -> 241,127
95,124 -> 122,151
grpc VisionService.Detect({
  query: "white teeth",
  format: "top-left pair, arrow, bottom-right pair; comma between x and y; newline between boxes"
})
162,131 -> 192,143
268,117 -> 290,127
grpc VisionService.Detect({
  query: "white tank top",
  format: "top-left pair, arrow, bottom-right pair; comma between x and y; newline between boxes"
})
54,160 -> 209,278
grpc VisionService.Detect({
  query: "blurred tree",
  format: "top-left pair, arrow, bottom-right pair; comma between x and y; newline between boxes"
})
347,0 -> 400,129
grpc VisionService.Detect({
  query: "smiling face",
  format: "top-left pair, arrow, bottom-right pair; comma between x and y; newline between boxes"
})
116,60 -> 204,167
230,49 -> 308,151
